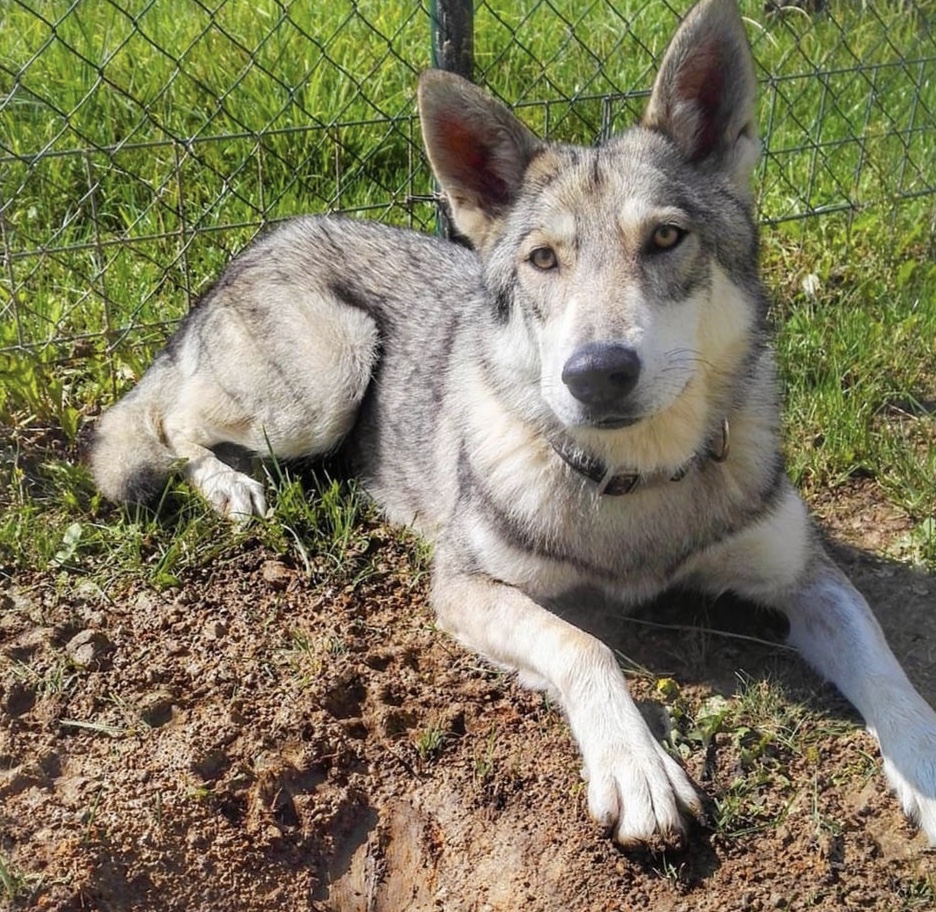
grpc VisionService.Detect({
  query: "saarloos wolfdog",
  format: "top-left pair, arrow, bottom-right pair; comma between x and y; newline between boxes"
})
89,0 -> 936,847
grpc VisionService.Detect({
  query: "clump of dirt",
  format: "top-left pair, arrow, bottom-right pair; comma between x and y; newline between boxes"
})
1,497 -> 935,911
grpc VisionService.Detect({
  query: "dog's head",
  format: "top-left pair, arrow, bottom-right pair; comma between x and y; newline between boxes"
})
419,0 -> 765,455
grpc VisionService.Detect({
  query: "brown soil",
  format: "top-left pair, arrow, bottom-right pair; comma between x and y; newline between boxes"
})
2,479 -> 935,911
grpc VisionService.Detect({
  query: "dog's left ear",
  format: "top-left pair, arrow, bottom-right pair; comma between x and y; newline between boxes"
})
418,70 -> 544,249
643,0 -> 758,194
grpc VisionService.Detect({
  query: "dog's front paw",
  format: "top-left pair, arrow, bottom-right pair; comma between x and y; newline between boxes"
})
885,758 -> 936,845
581,727 -> 701,847
879,703 -> 936,845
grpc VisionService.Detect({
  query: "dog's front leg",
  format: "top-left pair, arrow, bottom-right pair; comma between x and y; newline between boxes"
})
696,487 -> 936,844
431,547 -> 701,846
780,557 -> 936,843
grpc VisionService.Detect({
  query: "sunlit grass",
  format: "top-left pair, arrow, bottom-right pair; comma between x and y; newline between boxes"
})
0,0 -> 933,573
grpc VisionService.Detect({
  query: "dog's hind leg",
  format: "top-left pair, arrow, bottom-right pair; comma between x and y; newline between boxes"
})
161,297 -> 380,519
90,368 -> 273,519
90,277 -> 381,519
160,412 -> 270,519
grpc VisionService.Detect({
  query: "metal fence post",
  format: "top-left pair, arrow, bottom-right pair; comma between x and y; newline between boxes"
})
429,0 -> 474,239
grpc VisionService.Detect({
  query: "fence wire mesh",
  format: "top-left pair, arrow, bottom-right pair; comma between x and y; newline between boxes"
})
1,0 -> 934,420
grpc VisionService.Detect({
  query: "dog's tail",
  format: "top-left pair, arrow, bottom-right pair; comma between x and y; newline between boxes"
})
86,365 -> 177,506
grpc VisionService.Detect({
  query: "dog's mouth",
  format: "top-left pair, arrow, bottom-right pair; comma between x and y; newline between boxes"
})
591,416 -> 642,429
544,383 -> 653,432
547,398 -> 648,430
578,413 -> 644,430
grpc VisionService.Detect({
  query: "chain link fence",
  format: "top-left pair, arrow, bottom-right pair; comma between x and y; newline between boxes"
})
1,0 -> 934,423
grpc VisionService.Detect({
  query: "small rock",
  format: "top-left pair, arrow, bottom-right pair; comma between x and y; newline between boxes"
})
262,560 -> 293,590
3,681 -> 37,717
65,629 -> 114,669
1,588 -> 37,614
133,591 -> 162,613
0,767 -> 37,798
203,619 -> 227,640
164,639 -> 187,657
74,579 -> 104,603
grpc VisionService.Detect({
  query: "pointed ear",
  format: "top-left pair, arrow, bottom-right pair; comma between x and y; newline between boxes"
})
418,70 -> 543,248
642,0 -> 758,193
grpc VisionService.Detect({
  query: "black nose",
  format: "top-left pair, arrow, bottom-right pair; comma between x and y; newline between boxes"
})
561,343 -> 641,406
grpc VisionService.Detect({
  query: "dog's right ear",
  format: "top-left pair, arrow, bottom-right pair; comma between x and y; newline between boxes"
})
418,70 -> 543,249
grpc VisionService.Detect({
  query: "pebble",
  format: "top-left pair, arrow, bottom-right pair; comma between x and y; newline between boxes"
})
3,681 -> 37,717
74,579 -> 104,603
203,619 -> 227,640
262,559 -> 293,590
65,629 -> 114,668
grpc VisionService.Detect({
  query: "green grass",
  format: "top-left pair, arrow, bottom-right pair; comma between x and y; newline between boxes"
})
0,852 -> 41,906
657,673 -> 868,841
900,874 -> 936,911
2,1 -> 934,412
1,0 -> 934,575
414,720 -> 448,764
0,447 -> 376,593
767,211 -> 936,506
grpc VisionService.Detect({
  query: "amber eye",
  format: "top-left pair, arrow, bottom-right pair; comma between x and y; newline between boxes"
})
529,246 -> 558,270
651,224 -> 685,251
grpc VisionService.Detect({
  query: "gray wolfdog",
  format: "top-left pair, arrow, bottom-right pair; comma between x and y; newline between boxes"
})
89,0 -> 936,847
